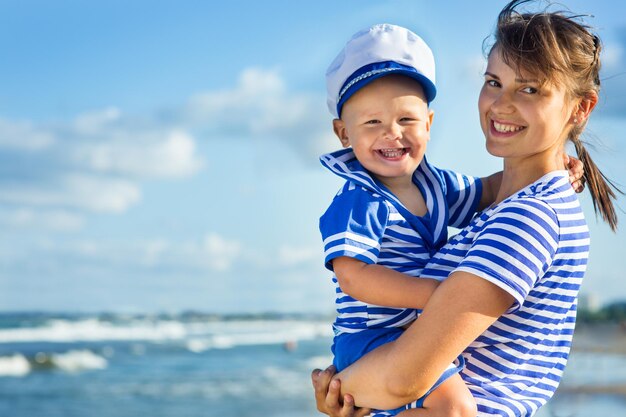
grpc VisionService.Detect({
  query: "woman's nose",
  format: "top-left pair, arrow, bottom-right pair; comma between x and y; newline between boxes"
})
491,91 -> 515,114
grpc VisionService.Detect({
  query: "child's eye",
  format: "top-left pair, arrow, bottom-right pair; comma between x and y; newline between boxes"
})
521,86 -> 538,94
365,119 -> 380,125
400,117 -> 415,122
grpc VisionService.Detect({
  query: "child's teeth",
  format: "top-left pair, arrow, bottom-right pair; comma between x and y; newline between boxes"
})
380,148 -> 405,158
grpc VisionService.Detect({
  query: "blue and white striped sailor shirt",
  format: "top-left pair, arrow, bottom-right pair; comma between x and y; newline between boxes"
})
422,170 -> 589,417
319,148 -> 482,335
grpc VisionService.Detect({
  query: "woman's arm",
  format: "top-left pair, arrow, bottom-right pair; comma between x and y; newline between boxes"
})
333,257 -> 439,309
330,271 -> 515,410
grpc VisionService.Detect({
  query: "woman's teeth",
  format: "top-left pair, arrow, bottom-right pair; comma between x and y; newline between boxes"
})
493,121 -> 524,133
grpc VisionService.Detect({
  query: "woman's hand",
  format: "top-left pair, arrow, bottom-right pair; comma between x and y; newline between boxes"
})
311,366 -> 371,417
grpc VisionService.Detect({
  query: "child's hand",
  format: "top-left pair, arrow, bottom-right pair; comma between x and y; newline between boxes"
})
565,154 -> 585,193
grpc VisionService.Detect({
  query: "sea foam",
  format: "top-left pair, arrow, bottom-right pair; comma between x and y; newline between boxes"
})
50,350 -> 108,372
0,316 -> 333,350
0,354 -> 31,377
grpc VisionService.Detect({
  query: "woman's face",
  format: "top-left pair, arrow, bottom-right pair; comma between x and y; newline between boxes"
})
478,48 -> 577,163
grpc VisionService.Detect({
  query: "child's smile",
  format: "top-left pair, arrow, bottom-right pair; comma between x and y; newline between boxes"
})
376,147 -> 410,160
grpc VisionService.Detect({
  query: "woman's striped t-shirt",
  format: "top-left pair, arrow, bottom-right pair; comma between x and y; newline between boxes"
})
422,170 -> 589,417
319,148 -> 482,335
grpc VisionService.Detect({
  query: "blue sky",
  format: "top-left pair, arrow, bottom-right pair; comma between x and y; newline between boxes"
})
1,0 -> 625,313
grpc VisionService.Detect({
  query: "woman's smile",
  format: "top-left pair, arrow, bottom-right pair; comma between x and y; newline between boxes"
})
491,120 -> 525,135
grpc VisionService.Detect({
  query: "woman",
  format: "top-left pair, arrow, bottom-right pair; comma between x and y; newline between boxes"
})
311,1 -> 621,416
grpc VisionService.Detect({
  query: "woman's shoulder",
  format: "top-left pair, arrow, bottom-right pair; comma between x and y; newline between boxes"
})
495,170 -> 578,218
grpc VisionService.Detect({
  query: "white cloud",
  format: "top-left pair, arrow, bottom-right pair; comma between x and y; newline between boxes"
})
0,207 -> 84,232
141,239 -> 170,267
602,42 -> 623,70
72,107 -> 122,134
0,67 -> 331,228
73,129 -> 204,178
1,233 -> 253,275
185,68 -> 287,126
0,106 -> 204,219
0,118 -> 55,151
203,233 -> 242,271
277,245 -> 319,266
183,67 -> 336,160
0,174 -> 141,213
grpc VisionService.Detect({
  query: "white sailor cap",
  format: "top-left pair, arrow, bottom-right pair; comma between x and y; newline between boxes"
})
326,23 -> 436,118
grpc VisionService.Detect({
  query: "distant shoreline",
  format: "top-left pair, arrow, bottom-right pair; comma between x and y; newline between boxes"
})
572,323 -> 626,354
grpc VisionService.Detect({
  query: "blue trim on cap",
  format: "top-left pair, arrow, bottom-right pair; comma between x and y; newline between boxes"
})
336,61 -> 436,117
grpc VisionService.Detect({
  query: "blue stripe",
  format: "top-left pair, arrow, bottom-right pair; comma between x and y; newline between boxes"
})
320,148 -> 480,335
423,171 -> 589,416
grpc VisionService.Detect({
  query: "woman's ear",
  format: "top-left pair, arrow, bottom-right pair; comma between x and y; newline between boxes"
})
333,119 -> 351,148
572,91 -> 598,124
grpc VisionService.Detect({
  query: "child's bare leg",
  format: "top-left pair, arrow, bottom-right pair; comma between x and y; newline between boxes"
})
396,373 -> 476,417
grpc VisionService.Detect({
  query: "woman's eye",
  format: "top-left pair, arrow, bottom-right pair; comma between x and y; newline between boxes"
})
486,79 -> 500,88
521,86 -> 538,94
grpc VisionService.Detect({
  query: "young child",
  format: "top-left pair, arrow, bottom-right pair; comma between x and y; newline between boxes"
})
319,23 -> 489,416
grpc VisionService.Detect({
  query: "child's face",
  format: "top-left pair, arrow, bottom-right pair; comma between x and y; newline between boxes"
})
333,75 -> 433,183
478,48 -> 578,162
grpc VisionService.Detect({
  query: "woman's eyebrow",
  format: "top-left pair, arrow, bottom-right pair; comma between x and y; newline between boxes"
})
484,71 -> 539,84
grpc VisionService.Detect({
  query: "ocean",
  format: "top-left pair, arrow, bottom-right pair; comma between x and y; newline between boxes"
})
0,313 -> 624,417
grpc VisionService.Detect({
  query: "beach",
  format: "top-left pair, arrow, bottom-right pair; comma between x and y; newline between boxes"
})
0,313 -> 624,417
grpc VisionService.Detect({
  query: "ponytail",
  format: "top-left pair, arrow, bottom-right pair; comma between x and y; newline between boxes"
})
570,134 -> 622,231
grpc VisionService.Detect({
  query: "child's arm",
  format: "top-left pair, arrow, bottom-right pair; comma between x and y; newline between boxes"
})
333,257 -> 439,309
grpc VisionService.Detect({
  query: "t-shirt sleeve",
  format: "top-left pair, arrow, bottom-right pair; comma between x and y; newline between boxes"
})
319,187 -> 389,271
438,168 -> 483,229
453,199 -> 559,312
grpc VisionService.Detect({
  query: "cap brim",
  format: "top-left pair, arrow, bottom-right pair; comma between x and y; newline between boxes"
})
337,68 -> 436,117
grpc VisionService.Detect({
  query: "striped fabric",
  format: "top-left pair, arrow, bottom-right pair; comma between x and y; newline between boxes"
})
319,148 -> 482,335
421,170 -> 589,417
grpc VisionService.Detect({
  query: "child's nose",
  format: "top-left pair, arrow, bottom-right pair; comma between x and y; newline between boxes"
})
383,123 -> 402,141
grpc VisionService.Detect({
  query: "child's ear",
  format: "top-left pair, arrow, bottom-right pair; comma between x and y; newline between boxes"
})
426,109 -> 435,133
333,119 -> 350,148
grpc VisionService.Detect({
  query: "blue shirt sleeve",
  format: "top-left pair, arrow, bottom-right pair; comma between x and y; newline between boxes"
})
454,199 -> 559,312
438,168 -> 483,229
319,186 -> 389,271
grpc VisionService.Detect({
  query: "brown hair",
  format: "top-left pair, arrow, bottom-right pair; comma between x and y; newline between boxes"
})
488,0 -> 622,231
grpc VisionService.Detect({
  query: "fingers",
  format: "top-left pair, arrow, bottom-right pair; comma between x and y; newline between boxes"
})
565,153 -> 585,194
326,378 -> 343,412
312,365 -> 338,414
566,155 -> 584,179
572,180 -> 585,194
343,394 -> 372,417
331,380 -> 371,417
311,365 -> 371,417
